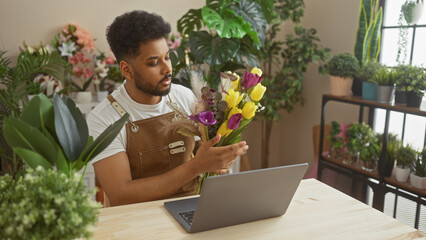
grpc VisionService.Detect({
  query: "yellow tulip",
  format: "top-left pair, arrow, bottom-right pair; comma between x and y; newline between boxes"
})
217,120 -> 232,137
231,79 -> 240,91
251,67 -> 262,77
228,107 -> 242,120
242,101 -> 257,119
250,83 -> 267,101
225,89 -> 244,109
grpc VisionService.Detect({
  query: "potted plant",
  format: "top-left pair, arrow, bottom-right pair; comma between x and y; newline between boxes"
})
0,49 -> 66,178
344,122 -> 375,165
376,133 -> 401,177
395,144 -> 417,182
394,65 -> 426,107
325,53 -> 360,96
353,0 -> 383,96
358,62 -> 382,100
359,141 -> 381,172
369,66 -> 396,104
0,167 -> 99,240
402,0 -> 424,25
93,52 -> 119,101
410,146 -> 426,189
327,121 -> 345,160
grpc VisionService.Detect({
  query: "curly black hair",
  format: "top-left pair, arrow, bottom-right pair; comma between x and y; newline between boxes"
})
106,10 -> 171,63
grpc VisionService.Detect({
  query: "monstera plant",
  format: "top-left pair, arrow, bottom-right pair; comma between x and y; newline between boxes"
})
171,0 -> 270,87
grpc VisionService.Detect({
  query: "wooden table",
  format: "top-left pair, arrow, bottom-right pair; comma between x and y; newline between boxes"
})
93,179 -> 426,239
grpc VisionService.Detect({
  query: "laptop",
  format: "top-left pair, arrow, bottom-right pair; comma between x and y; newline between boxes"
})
164,163 -> 308,233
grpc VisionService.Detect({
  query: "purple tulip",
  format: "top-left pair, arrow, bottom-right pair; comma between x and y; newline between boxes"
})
228,113 -> 242,130
189,111 -> 217,126
241,71 -> 262,91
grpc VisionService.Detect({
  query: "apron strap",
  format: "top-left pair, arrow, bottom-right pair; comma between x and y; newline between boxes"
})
107,95 -> 140,133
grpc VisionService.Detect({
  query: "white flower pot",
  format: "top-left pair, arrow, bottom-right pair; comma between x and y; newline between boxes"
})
96,91 -> 109,102
75,91 -> 92,104
329,76 -> 353,97
407,2 -> 425,24
410,173 -> 426,189
395,165 -> 411,182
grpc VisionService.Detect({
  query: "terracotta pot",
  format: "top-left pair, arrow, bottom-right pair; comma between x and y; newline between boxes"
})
330,76 -> 353,97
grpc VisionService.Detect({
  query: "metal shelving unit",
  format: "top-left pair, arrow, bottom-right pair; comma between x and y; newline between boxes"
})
318,94 -> 426,229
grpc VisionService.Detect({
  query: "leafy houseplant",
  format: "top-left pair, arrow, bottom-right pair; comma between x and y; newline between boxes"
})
353,0 -> 383,95
344,122 -> 375,165
325,53 -> 360,96
0,50 -> 66,178
358,62 -> 382,100
2,94 -> 128,179
0,167 -> 100,239
173,0 -> 269,88
410,146 -> 426,189
359,141 -> 380,172
369,66 -> 396,104
395,144 -> 417,182
255,0 -> 330,168
394,65 -> 426,107
376,133 -> 401,177
327,121 -> 345,159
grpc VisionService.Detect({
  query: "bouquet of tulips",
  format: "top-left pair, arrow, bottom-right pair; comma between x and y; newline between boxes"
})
166,67 -> 266,193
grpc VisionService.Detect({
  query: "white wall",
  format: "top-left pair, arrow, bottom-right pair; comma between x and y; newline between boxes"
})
0,0 -> 365,172
0,0 -> 204,59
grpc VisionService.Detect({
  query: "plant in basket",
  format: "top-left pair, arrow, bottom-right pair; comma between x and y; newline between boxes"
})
323,53 -> 359,96
164,67 -> 266,193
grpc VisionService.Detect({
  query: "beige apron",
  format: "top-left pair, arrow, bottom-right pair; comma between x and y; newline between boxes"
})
106,95 -> 199,204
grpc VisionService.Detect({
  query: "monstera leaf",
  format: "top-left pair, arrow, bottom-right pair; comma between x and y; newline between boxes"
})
202,7 -> 247,39
177,9 -> 203,36
189,31 -> 240,65
231,0 -> 269,44
234,36 -> 260,67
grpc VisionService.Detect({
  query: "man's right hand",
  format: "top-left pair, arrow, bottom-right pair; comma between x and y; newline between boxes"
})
191,134 -> 249,174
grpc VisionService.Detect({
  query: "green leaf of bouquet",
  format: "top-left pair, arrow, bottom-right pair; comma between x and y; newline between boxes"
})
53,94 -> 86,163
177,9 -> 203,36
64,96 -> 89,144
231,0 -> 268,44
13,147 -> 52,169
44,130 -> 69,173
20,94 -> 55,134
3,117 -> 57,165
189,31 -> 240,65
81,113 -> 129,164
202,7 -> 247,39
73,136 -> 94,171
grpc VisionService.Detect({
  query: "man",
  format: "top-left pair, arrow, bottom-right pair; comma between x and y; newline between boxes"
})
87,10 -> 248,207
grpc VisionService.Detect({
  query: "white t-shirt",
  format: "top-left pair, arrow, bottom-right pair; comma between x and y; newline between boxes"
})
87,82 -> 197,165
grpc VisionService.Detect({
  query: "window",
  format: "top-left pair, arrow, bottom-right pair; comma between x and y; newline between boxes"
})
370,0 -> 426,232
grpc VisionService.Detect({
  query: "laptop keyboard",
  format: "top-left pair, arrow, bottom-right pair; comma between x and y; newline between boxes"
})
178,210 -> 195,225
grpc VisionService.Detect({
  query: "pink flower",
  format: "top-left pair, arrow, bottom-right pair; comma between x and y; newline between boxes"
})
104,54 -> 115,65
73,67 -> 83,77
75,52 -> 85,62
68,56 -> 78,65
74,25 -> 95,52
84,68 -> 93,79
